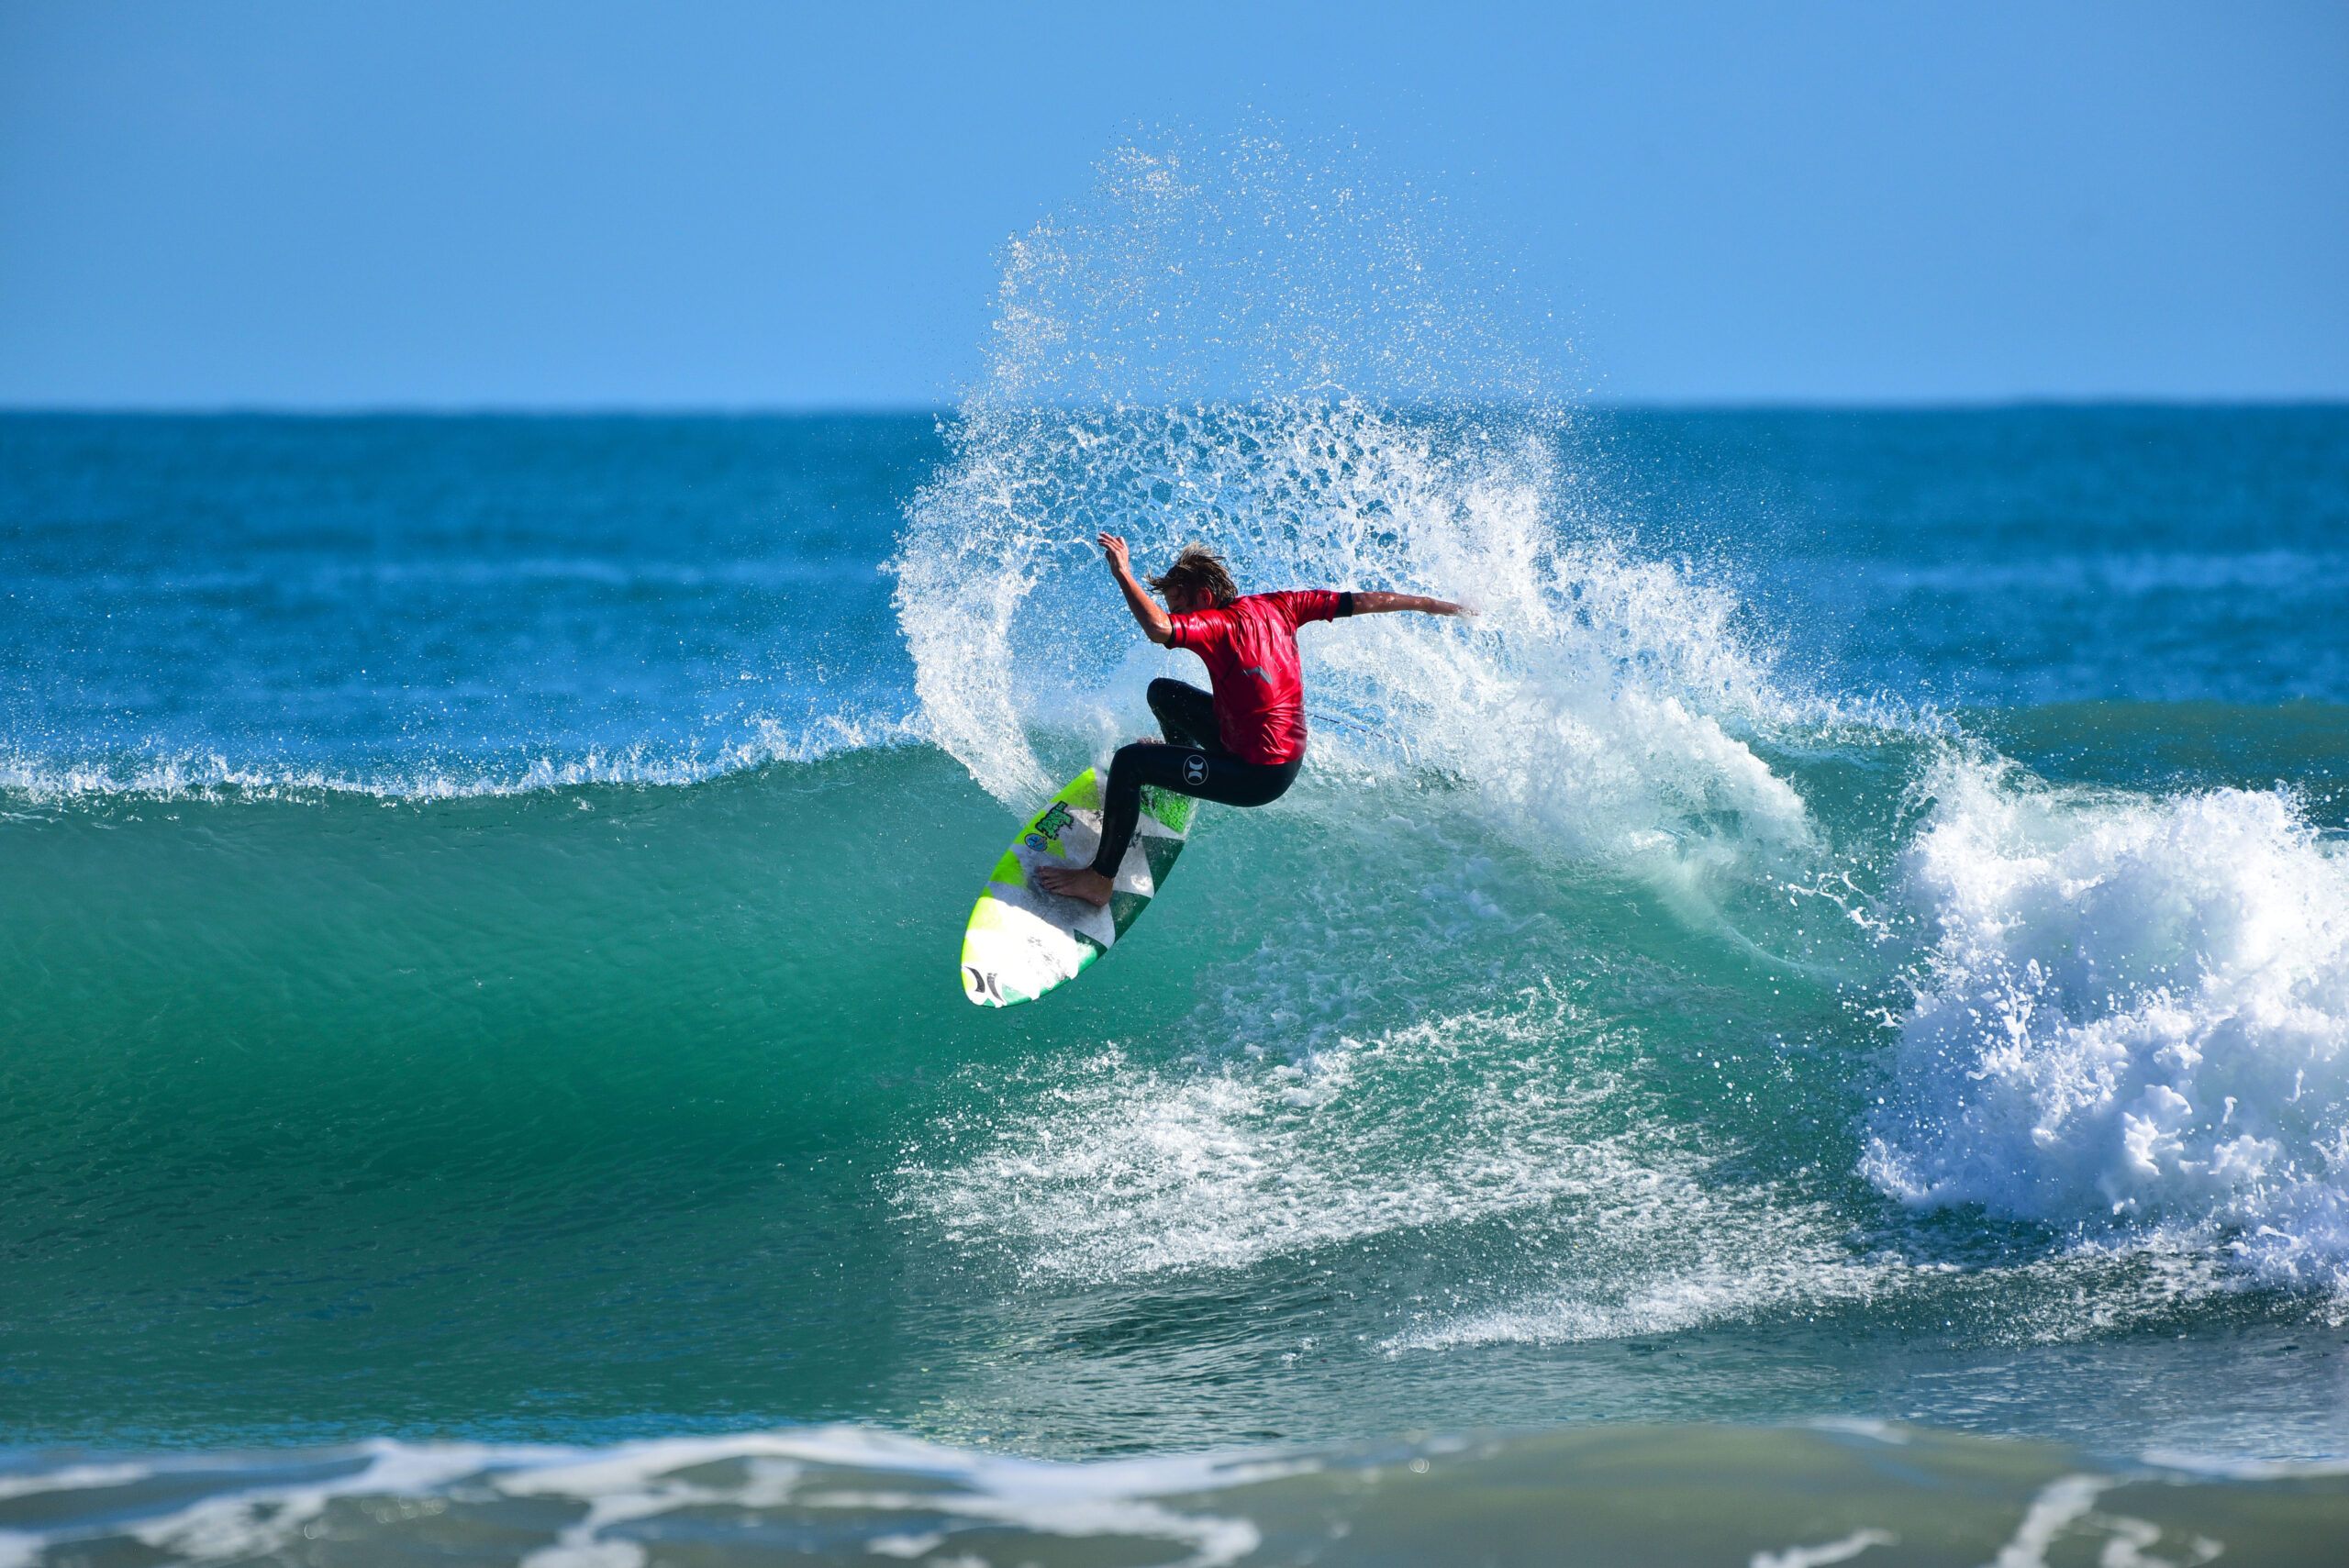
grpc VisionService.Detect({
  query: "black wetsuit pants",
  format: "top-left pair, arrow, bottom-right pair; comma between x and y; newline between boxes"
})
1088,679 -> 1302,879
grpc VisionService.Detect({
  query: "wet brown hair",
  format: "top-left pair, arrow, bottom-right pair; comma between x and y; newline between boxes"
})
1147,545 -> 1240,608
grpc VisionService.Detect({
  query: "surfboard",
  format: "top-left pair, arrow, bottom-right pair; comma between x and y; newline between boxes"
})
960,768 -> 1194,1007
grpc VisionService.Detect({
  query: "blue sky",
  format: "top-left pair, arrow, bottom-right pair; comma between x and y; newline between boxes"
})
3,2 -> 2343,408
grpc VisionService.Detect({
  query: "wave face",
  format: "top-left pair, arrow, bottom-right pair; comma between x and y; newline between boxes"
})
7,145 -> 2349,1494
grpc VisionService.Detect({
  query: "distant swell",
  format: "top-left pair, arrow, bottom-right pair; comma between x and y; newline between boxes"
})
0,710 -> 923,805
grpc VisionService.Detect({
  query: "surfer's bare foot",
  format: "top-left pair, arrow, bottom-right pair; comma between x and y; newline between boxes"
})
1035,864 -> 1114,906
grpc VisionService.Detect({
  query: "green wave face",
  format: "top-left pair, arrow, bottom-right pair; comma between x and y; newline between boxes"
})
6,704 -> 2347,1457
1,752 -> 1008,1440
7,386 -> 2349,1499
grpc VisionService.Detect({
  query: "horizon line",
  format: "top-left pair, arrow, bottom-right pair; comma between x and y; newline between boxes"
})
4,394 -> 2347,419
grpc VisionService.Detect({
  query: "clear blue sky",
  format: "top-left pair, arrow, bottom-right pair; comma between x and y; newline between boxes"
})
3,2 -> 2343,408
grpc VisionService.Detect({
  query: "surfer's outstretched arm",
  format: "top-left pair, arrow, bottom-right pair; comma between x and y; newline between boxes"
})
1097,533 -> 1175,645
1348,591 -> 1474,617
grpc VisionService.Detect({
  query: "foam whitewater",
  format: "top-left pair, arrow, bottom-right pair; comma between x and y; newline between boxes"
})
6,133 -> 2349,1501
2,1422 -> 2343,1568
0,708 -> 921,806
1865,754 -> 2349,1291
891,136 -> 2349,1316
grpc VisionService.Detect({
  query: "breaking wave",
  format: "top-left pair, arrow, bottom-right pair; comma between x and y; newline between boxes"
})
1866,756 -> 2349,1290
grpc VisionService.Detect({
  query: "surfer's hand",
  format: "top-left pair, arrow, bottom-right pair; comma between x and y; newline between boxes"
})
1101,533 -> 1175,643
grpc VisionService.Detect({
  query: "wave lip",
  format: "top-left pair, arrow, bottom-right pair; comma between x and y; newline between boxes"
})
1865,756 -> 2349,1290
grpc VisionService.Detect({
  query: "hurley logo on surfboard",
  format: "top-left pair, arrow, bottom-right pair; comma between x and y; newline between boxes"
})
1024,802 -> 1076,851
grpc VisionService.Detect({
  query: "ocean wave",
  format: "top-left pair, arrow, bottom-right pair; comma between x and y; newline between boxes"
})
0,1428 -> 1291,1568
890,128 -> 1825,884
21,553 -> 874,598
0,711 -> 924,806
1876,550 -> 2349,598
896,983 -> 1928,1355
896,406 -> 1821,882
1865,755 -> 2349,1291
898,995 -> 1645,1283
0,1423 -> 2324,1568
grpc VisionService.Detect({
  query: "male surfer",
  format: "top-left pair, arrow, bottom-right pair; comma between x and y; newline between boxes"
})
1034,534 -> 1471,906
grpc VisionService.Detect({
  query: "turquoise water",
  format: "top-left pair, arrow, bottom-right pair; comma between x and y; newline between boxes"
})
14,143 -> 2349,1558
6,395 -> 2349,1561
8,139 -> 2349,1560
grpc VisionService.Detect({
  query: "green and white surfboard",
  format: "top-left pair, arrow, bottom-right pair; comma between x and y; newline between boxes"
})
960,768 -> 1195,1007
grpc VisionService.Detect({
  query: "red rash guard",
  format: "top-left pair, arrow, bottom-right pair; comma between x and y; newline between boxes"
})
1164,590 -> 1345,765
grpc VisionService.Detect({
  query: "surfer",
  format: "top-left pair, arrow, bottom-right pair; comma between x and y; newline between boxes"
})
1035,534 -> 1471,906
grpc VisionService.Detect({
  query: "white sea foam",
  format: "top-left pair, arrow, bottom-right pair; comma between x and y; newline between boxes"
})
0,710 -> 921,806
0,1430 -> 1292,1568
899,984 -> 1899,1355
903,996 -> 1650,1282
1865,754 -> 2349,1291
1749,1527 -> 1899,1568
0,1424 -> 2303,1568
0,1423 -> 2294,1568
894,134 -> 1816,879
1391,1246 -> 1891,1353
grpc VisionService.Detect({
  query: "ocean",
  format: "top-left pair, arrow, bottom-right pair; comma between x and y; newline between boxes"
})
4,397 -> 2346,1565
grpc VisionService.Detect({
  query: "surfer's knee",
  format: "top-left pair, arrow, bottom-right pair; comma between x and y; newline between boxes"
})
1103,742 -> 1152,794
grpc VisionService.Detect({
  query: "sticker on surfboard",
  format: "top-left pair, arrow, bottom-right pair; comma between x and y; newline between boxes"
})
960,767 -> 1193,1007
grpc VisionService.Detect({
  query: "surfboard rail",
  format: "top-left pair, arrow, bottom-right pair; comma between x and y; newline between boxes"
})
959,768 -> 1192,1006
